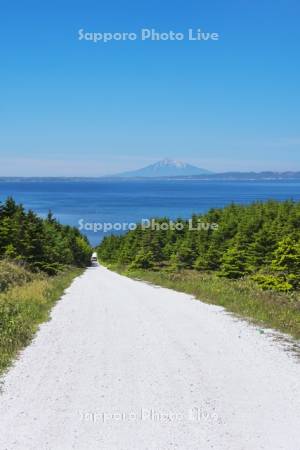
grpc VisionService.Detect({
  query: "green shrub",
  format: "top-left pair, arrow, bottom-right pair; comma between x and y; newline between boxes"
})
0,260 -> 38,292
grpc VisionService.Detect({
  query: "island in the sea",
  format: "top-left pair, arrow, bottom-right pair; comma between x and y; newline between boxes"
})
1,158 -> 300,181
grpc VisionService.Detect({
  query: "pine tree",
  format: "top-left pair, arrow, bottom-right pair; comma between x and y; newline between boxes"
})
245,228 -> 276,272
129,249 -> 154,270
219,245 -> 247,279
271,236 -> 300,289
0,198 -> 92,272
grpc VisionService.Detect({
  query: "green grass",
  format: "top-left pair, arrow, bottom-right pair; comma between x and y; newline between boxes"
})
0,260 -> 37,292
0,264 -> 83,375
109,264 -> 300,340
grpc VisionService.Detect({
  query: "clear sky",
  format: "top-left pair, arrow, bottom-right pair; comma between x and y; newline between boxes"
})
1,0 -> 300,175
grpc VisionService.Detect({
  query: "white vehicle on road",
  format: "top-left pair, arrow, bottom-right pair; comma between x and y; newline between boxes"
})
90,252 -> 98,265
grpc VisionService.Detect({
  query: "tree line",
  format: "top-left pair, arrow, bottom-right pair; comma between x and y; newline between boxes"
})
98,200 -> 300,292
0,197 -> 92,274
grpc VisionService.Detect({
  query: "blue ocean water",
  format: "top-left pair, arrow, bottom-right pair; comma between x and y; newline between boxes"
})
1,179 -> 300,246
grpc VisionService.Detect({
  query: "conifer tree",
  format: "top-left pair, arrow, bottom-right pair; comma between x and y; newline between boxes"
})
219,245 -> 247,279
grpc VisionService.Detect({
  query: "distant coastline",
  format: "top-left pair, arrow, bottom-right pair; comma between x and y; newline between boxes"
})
2,172 -> 300,182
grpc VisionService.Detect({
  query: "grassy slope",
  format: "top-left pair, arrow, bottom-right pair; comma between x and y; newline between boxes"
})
0,264 -> 83,375
110,265 -> 300,340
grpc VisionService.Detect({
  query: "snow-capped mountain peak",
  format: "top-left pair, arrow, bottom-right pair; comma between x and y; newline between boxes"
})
115,159 -> 213,178
156,158 -> 188,168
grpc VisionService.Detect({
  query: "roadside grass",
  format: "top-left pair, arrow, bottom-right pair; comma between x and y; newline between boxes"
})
0,260 -> 37,292
108,264 -> 300,340
0,265 -> 83,375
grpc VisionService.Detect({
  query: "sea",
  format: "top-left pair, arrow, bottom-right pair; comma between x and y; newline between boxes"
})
1,179 -> 300,247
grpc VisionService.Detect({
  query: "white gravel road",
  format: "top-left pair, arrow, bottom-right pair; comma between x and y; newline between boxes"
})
1,265 -> 300,450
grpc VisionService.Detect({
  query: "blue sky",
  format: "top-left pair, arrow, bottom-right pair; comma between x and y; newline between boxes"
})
1,0 -> 300,175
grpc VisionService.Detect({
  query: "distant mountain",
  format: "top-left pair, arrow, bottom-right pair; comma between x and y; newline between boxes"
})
115,159 -> 213,177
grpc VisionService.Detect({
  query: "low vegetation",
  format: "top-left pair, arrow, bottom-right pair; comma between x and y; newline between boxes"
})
0,260 -> 36,292
98,200 -> 300,338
